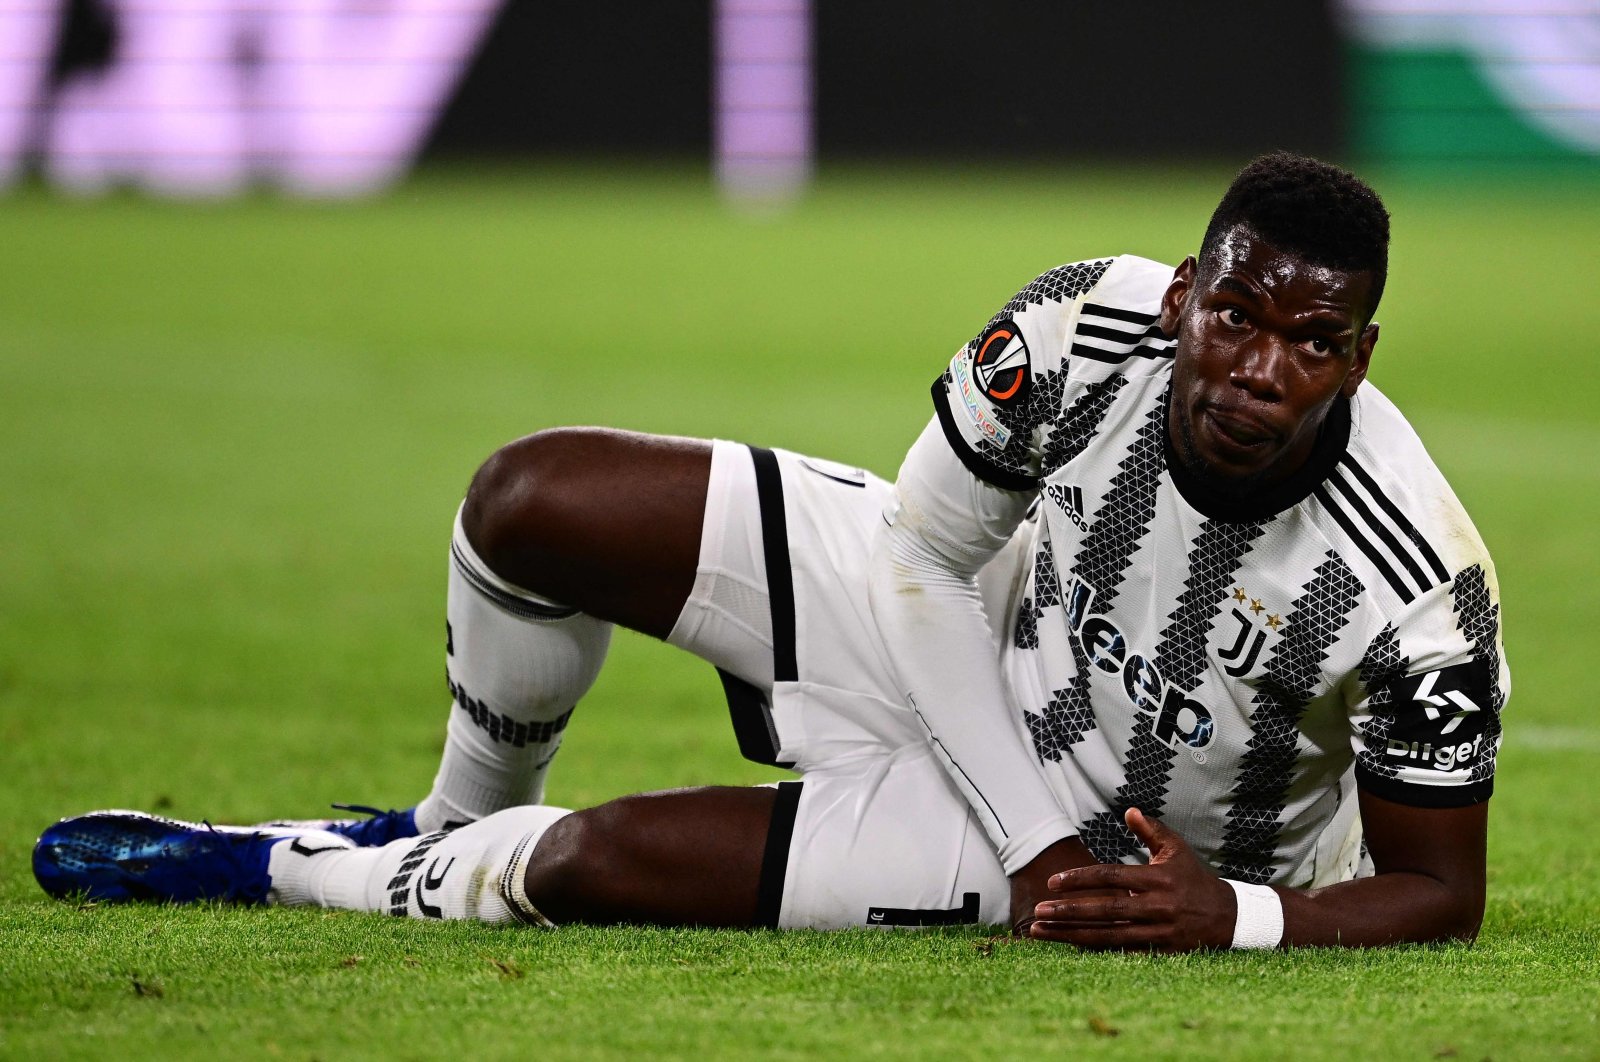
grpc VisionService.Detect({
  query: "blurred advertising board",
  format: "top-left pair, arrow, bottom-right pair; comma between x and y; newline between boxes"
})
1342,0 -> 1600,164
5,1 -> 1590,200
0,0 -> 502,195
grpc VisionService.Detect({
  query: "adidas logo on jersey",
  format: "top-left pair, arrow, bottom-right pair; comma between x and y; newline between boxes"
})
1046,483 -> 1089,532
1065,577 -> 1216,758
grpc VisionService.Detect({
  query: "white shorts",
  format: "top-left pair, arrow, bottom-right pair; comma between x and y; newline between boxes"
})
667,441 -> 1032,929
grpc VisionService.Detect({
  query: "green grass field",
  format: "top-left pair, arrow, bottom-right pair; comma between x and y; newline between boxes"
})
1,166 -> 1597,1060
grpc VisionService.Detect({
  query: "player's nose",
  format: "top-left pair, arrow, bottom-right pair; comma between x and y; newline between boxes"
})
1227,336 -> 1288,403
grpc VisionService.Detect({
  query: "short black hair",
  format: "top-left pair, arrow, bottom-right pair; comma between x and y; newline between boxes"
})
1199,151 -> 1391,315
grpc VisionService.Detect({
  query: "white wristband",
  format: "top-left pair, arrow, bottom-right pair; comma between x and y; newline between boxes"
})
1223,879 -> 1284,950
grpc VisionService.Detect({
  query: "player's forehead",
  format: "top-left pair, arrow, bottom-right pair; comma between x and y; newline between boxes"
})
1197,225 -> 1374,322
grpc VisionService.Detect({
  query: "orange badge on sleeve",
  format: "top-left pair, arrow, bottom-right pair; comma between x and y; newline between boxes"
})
973,320 -> 1031,407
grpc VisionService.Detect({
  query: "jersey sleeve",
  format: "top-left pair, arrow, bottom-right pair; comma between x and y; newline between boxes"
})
1350,562 -> 1509,808
931,259 -> 1113,491
869,420 -> 1080,874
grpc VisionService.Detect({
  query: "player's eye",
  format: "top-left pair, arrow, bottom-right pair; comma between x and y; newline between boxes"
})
1299,337 -> 1335,356
1216,308 -> 1248,328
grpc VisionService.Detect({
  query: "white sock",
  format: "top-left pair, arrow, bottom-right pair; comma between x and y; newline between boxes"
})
414,509 -> 612,834
267,805 -> 573,925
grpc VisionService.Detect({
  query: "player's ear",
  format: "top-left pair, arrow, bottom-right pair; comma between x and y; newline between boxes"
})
1342,322 -> 1379,398
1158,257 -> 1196,339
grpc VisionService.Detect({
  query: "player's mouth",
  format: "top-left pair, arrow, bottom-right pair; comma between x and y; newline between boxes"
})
1201,405 -> 1277,457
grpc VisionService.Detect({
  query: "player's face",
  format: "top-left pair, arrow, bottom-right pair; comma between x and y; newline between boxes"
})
1159,227 -> 1379,493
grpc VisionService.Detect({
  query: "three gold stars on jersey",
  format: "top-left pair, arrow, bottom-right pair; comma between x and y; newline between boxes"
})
1231,586 -> 1282,631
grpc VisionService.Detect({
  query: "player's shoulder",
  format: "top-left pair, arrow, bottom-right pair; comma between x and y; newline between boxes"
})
1005,254 -> 1172,322
997,254 -> 1176,371
1086,254 -> 1177,308
1066,255 -> 1177,370
1320,383 -> 1497,610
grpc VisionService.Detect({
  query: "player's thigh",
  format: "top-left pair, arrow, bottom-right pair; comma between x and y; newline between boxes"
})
463,427 -> 711,639
776,746 -> 1009,930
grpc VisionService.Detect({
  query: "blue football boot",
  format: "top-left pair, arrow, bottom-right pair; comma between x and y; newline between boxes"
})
33,810 -> 347,905
258,804 -> 420,847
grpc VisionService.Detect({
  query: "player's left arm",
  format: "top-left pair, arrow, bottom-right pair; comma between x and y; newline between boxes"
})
1026,793 -> 1485,951
1283,788 -> 1486,945
1031,572 -> 1504,951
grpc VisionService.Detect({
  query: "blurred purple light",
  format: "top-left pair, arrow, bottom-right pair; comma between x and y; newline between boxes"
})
1,0 -> 502,198
715,0 -> 812,205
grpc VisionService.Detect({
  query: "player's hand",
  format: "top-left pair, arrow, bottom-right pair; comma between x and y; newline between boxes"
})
1026,807 -> 1236,952
1006,836 -> 1100,937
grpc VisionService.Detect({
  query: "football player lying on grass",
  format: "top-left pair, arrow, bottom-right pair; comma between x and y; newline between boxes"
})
36,153 -> 1506,952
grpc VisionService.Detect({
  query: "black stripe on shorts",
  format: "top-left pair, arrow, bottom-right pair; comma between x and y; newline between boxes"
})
749,446 -> 798,683
718,668 -> 791,769
715,446 -> 797,768
866,891 -> 983,927
754,781 -> 803,929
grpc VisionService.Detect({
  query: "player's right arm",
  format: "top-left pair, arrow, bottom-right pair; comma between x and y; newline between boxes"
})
868,263 -> 1112,921
870,423 -> 1096,927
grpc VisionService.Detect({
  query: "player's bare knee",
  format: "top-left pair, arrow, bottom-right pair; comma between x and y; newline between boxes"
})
462,427 -> 599,578
521,805 -> 625,922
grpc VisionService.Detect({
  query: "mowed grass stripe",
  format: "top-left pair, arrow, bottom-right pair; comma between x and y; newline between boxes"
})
1505,726 -> 1600,752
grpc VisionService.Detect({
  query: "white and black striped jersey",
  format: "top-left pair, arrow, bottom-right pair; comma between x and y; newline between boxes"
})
933,255 -> 1509,888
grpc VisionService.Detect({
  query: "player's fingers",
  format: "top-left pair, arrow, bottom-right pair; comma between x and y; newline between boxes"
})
1048,863 -> 1148,892
1033,895 -> 1161,924
1027,920 -> 1176,951
1125,806 -> 1180,858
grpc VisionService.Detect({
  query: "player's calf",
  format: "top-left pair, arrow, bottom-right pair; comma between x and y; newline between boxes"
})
409,429 -> 712,832
412,502 -> 612,832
